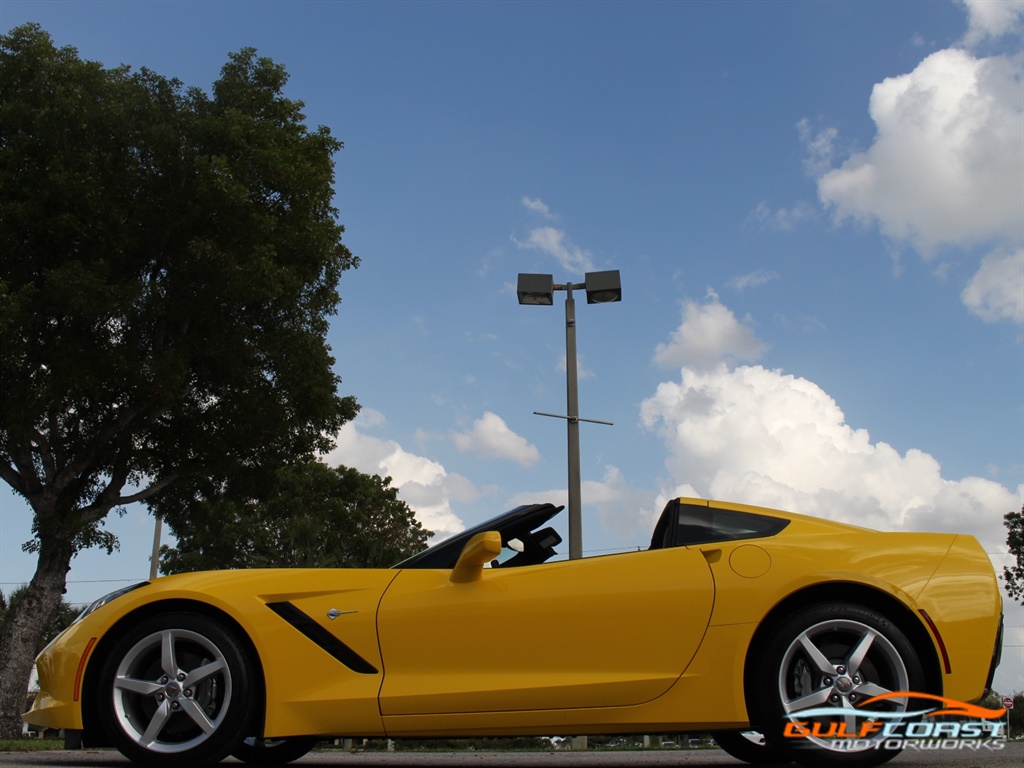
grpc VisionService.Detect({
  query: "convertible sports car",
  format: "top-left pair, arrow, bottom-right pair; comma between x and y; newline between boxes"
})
26,497 -> 1002,768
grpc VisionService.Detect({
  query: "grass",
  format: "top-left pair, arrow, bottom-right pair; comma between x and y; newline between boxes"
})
0,738 -> 65,752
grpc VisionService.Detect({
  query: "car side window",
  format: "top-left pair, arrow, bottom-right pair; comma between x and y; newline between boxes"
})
676,506 -> 788,546
650,501 -> 790,549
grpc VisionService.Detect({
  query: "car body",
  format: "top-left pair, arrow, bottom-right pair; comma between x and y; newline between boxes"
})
26,497 -> 1002,767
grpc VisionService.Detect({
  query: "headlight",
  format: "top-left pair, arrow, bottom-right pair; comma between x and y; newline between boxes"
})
74,582 -> 149,624
37,582 -> 150,659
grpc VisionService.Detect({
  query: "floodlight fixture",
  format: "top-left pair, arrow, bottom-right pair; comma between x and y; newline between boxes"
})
516,273 -> 555,305
584,270 -> 622,304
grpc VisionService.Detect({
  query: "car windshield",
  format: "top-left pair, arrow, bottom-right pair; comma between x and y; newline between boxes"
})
393,503 -> 564,570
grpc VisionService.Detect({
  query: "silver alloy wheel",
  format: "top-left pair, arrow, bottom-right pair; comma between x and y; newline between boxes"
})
111,627 -> 233,754
778,618 -> 910,750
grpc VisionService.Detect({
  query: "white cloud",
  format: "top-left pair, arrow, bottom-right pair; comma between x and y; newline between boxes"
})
960,0 -> 1024,47
653,292 -> 766,370
640,362 -> 1021,554
323,420 -> 467,539
515,226 -> 596,275
522,196 -> 557,219
816,47 -> 1023,254
354,406 -> 387,428
961,247 -> 1024,323
514,197 -> 603,275
583,465 -> 663,548
730,269 -> 780,291
748,201 -> 817,232
797,118 -> 839,177
452,411 -> 540,466
804,14 -> 1023,325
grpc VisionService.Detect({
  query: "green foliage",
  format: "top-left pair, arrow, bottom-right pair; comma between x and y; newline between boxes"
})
0,23 -> 358,554
0,24 -> 360,737
1012,692 -> 1024,739
159,460 -> 432,572
358,737 -> 553,752
981,689 -> 1024,738
1003,506 -> 1024,604
0,588 -> 78,656
0,738 -> 65,752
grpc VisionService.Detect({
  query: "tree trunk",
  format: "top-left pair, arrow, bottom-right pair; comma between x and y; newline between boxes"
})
0,538 -> 72,739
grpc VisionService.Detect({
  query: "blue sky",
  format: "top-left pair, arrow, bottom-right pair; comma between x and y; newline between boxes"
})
1,1 -> 1022,693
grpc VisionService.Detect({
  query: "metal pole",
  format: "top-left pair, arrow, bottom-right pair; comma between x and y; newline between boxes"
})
149,516 -> 161,580
564,283 -> 582,560
565,284 -> 589,751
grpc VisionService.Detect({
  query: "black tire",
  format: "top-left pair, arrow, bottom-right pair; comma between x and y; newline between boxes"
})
96,611 -> 257,767
753,603 -> 926,768
231,736 -> 319,765
714,730 -> 792,764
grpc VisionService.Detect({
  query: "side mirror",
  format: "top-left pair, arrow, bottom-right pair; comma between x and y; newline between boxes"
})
450,531 -> 502,583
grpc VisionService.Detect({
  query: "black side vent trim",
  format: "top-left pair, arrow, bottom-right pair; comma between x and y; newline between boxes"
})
266,601 -> 378,675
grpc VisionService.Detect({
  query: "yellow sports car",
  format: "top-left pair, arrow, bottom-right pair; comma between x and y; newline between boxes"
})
25,498 -> 1002,768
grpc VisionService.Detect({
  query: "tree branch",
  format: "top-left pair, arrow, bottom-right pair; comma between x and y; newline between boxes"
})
76,471 -> 182,522
119,472 -> 182,506
0,458 -> 26,497
51,402 -> 153,496
7,443 -> 41,497
30,426 -> 55,485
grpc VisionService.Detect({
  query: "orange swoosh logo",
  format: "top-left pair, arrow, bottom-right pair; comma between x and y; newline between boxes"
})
859,691 -> 1005,719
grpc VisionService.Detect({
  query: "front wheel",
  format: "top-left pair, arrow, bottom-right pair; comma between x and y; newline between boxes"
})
97,611 -> 257,767
754,603 -> 927,768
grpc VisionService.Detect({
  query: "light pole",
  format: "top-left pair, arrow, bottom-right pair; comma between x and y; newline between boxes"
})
149,515 -> 161,580
517,270 -> 621,560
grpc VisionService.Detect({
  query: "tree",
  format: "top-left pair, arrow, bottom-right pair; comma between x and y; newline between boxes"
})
1003,506 -> 1024,604
158,460 -> 432,573
0,25 -> 358,737
1010,692 -> 1024,740
0,588 -> 79,661
982,689 -> 1024,739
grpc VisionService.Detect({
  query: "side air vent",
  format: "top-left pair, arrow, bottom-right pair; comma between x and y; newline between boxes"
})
266,601 -> 378,675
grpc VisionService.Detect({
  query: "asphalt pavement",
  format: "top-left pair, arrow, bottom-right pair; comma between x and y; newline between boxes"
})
0,743 -> 1021,768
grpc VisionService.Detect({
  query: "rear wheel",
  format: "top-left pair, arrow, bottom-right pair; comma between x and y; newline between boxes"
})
97,612 -> 256,767
755,603 -> 926,768
713,730 -> 791,764
231,736 -> 320,764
